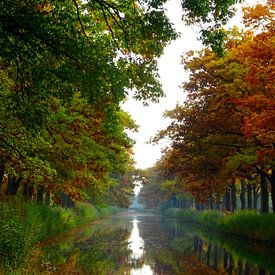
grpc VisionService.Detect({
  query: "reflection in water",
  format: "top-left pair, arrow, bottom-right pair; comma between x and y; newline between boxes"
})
128,216 -> 153,274
24,212 -> 275,274
128,218 -> 144,259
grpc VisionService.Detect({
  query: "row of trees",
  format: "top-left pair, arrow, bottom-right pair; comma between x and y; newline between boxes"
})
0,0 -> 177,206
0,0 -> 240,207
141,1 -> 275,213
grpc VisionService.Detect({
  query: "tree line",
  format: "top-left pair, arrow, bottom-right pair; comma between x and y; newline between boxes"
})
141,1 -> 275,213
0,0 -> 240,207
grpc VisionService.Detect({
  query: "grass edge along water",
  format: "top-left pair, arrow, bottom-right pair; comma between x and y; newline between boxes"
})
164,208 -> 275,242
0,198 -> 119,272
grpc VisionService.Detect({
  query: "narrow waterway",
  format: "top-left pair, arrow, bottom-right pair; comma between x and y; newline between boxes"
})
27,211 -> 275,274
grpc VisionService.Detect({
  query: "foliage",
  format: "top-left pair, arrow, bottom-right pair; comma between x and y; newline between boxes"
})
151,1 -> 275,206
0,0 -> 178,206
0,199 -> 36,271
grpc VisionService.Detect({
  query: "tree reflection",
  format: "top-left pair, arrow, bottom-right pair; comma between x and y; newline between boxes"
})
25,213 -> 275,274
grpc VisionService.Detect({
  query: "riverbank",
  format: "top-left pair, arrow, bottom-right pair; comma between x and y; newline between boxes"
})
0,198 -> 119,272
164,208 -> 275,243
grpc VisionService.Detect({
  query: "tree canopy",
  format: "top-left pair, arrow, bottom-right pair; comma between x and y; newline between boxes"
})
0,0 -> 246,206
148,0 -> 275,212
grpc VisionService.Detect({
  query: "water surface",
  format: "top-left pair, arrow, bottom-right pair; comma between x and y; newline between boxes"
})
27,211 -> 275,274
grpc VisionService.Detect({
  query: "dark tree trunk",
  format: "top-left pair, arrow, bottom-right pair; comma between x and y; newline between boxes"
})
198,239 -> 203,261
45,191 -> 51,206
37,185 -> 44,203
209,194 -> 213,210
60,192 -> 74,208
213,246 -> 218,270
237,260 -> 243,275
247,184 -> 252,209
206,243 -> 212,267
195,201 -> 200,210
244,262 -> 250,275
223,250 -> 229,269
224,190 -> 231,212
252,182 -> 258,210
171,195 -> 177,208
271,167 -> 275,212
240,181 -> 246,210
193,236 -> 199,252
6,176 -> 21,195
23,183 -> 34,199
228,254 -> 234,275
231,182 -> 237,212
215,194 -> 221,210
0,163 -> 4,186
260,172 -> 269,213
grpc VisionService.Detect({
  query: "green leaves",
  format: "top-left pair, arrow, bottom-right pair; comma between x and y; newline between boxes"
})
182,0 -> 243,55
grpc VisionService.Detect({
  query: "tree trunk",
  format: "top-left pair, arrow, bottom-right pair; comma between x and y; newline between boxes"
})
60,192 -> 74,208
0,163 -> 4,186
223,251 -> 229,269
270,167 -> 275,212
252,182 -> 258,210
6,176 -> 21,195
198,239 -> 203,261
171,195 -> 177,208
240,181 -> 246,210
229,254 -> 234,274
195,201 -> 200,210
209,194 -> 213,210
215,194 -> 221,210
237,260 -> 243,275
206,243 -> 212,267
245,262 -> 250,275
193,236 -> 199,252
213,246 -> 218,270
224,190 -> 231,212
260,172 -> 269,213
23,183 -> 34,199
247,184 -> 252,209
45,191 -> 51,206
37,185 -> 44,203
231,182 -> 237,212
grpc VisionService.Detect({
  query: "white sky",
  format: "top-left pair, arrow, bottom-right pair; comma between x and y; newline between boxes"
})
123,0 -> 260,169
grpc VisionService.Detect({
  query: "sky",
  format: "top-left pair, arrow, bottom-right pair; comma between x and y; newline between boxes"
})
123,0 -> 259,170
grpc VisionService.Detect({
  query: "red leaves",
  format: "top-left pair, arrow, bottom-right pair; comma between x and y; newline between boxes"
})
152,1 -> 274,201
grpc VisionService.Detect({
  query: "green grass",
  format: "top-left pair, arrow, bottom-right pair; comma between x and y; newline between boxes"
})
0,198 -> 119,272
164,208 -> 275,243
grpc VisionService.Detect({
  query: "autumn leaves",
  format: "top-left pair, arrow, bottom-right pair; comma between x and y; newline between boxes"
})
151,1 -> 275,212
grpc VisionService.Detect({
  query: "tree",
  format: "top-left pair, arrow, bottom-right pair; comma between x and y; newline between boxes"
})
152,1 -> 275,212
0,0 -> 246,205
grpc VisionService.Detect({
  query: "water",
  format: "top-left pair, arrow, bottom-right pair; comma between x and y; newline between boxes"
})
27,211 -> 275,274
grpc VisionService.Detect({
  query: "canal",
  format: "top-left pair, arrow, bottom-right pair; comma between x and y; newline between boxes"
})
27,211 -> 275,274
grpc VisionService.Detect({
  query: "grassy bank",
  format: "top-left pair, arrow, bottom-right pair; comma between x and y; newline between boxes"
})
0,198 -> 118,272
164,208 -> 275,243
